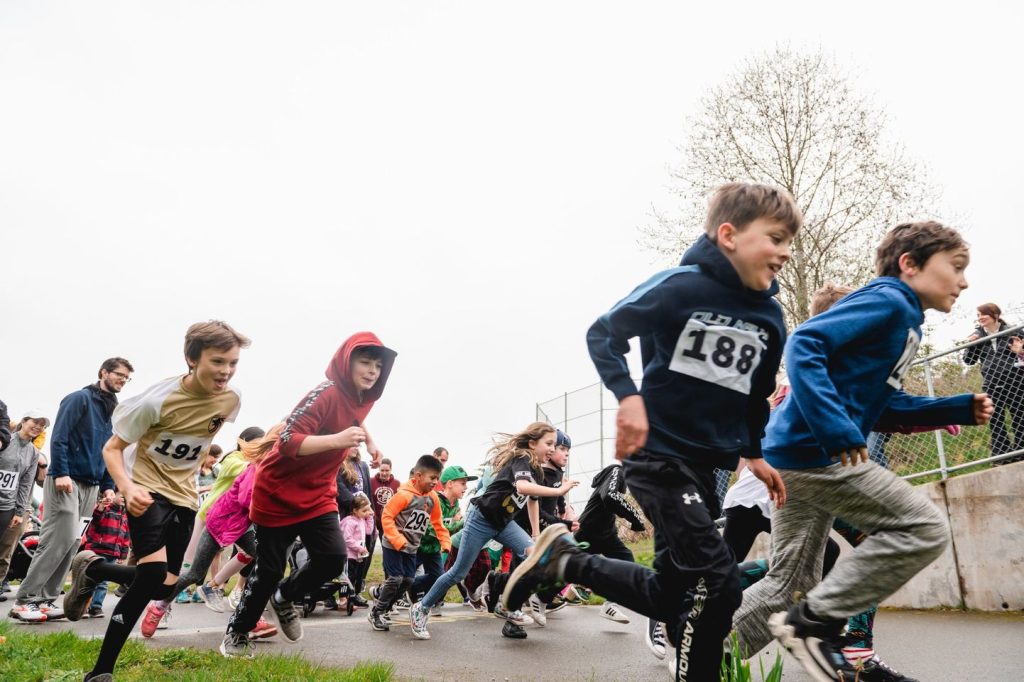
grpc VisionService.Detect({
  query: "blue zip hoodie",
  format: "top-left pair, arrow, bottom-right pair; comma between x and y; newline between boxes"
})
764,277 -> 976,469
48,384 -> 116,491
587,235 -> 786,469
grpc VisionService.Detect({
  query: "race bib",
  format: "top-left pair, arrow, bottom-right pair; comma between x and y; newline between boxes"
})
78,516 -> 92,539
886,329 -> 920,389
405,509 -> 430,534
669,318 -> 766,395
146,433 -> 212,470
0,470 -> 19,493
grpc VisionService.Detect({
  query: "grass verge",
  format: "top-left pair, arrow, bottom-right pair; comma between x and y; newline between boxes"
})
0,621 -> 393,682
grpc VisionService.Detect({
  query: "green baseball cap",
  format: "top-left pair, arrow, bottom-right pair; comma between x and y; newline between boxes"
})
441,465 -> 479,484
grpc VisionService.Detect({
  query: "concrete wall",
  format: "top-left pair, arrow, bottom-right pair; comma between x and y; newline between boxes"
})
743,461 -> 1024,612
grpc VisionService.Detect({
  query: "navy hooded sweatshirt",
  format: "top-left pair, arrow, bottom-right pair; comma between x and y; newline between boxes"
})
763,277 -> 976,470
587,234 -> 786,469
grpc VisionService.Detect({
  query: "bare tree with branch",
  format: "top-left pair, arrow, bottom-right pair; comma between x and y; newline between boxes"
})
643,47 -> 936,326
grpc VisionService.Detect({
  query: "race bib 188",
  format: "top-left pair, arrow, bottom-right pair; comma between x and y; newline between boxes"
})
669,318 -> 766,395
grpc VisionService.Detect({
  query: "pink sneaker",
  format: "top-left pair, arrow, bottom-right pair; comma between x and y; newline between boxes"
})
140,601 -> 167,638
248,616 -> 278,640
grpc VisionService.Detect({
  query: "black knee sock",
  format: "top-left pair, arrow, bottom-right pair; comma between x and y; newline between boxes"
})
153,581 -> 175,601
91,562 -> 168,676
86,560 -> 136,586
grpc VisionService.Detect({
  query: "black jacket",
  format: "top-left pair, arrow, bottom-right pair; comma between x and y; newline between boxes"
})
963,322 -> 1024,393
576,464 -> 645,540
0,399 -> 10,452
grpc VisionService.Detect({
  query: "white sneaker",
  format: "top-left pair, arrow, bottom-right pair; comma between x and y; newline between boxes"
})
157,603 -> 172,629
494,602 -> 534,626
528,594 -> 547,627
227,588 -> 242,611
8,603 -> 47,623
601,601 -> 630,624
409,601 -> 431,640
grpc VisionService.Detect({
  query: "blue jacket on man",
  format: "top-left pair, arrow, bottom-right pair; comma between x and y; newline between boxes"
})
48,384 -> 116,491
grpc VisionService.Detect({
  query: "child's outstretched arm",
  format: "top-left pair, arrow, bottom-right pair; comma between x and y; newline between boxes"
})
875,390 -> 992,430
515,479 -> 578,498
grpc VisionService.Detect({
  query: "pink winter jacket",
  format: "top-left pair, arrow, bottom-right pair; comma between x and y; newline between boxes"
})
340,513 -> 375,557
206,464 -> 255,547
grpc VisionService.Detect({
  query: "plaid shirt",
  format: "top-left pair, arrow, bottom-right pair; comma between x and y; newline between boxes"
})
83,502 -> 130,560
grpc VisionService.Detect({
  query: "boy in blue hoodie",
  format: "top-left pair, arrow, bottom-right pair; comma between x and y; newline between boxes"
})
732,221 -> 993,682
501,182 -> 800,682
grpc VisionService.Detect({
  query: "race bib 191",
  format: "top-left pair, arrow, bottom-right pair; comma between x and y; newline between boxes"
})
0,470 -> 19,493
146,433 -> 212,470
669,318 -> 766,395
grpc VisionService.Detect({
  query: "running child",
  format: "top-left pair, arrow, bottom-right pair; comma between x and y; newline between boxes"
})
731,221 -> 993,682
501,183 -> 799,681
139,424 -> 281,635
64,321 -> 248,682
221,332 -> 396,658
368,455 -> 449,632
410,422 -> 578,641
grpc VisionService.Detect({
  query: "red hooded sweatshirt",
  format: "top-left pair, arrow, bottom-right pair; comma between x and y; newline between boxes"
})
250,332 -> 397,527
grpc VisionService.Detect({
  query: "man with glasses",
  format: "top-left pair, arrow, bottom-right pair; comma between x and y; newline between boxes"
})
10,358 -> 134,623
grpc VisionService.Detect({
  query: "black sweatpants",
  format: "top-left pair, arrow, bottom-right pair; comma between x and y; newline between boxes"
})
227,512 -> 346,635
563,451 -> 741,682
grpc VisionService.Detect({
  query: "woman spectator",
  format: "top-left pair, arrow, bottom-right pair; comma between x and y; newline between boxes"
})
964,303 -> 1024,463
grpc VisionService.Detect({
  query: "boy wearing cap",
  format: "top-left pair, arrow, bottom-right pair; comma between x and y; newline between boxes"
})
1,412 -> 49,619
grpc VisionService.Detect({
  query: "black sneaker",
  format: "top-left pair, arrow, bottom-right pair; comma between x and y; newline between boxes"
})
64,550 -> 103,622
500,524 -> 580,612
768,601 -> 859,682
351,594 -> 369,609
87,606 -> 105,619
501,620 -> 527,639
856,656 -> 919,682
482,570 -> 500,614
268,591 -> 303,642
367,609 -> 390,631
83,674 -> 113,682
645,618 -> 667,660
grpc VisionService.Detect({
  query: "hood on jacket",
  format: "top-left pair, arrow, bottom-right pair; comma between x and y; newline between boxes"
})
590,462 -> 621,488
326,332 -> 397,406
856,277 -> 924,320
680,234 -> 780,299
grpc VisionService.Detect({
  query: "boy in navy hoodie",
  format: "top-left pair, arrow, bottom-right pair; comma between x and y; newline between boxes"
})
732,221 -> 993,682
501,182 -> 800,682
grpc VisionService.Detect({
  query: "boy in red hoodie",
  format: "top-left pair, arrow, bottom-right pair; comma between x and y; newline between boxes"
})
221,332 -> 397,658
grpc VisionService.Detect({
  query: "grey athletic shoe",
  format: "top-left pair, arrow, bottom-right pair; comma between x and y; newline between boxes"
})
64,550 -> 103,622
220,631 -> 254,659
268,591 -> 303,642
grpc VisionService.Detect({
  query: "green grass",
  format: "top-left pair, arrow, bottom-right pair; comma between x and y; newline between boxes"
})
0,622 -> 393,682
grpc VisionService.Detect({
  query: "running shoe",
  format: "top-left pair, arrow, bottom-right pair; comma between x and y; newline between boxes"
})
8,602 -> 46,623
527,594 -> 547,627
39,601 -> 65,620
140,602 -> 167,638
268,590 -> 303,642
501,525 -> 580,612
546,596 -> 568,614
394,595 -> 412,610
493,602 -> 534,626
220,631 -> 254,659
191,589 -> 204,603
157,603 -> 172,629
174,589 -> 191,604
645,618 -> 667,660
409,601 -> 431,640
367,609 -> 390,631
248,617 -> 278,640
197,584 -> 226,613
501,620 -> 527,639
855,656 -> 919,682
63,550 -> 102,621
351,594 -> 369,609
87,606 -> 105,619
768,601 -> 860,682
600,601 -> 630,624
227,587 -> 242,610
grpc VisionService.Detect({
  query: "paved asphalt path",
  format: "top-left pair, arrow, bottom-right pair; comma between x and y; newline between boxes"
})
4,594 -> 1023,680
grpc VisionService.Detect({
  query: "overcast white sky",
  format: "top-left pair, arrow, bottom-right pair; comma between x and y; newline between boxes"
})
2,1 -> 1021,482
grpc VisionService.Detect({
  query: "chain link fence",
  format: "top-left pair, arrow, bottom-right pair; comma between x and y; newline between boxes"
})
537,323 -> 1024,513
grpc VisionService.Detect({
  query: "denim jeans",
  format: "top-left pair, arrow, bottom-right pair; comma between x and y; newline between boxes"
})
90,556 -> 118,609
419,505 -> 531,608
